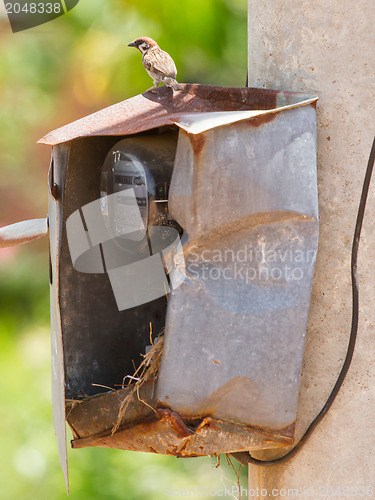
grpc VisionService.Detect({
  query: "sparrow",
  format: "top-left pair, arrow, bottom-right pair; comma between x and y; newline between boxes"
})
128,37 -> 183,92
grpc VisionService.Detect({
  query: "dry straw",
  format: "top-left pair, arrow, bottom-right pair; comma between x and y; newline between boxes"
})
112,324 -> 164,434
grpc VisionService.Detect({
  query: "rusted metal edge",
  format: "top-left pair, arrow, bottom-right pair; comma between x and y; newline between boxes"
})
169,97 -> 318,135
50,145 -> 70,493
38,84 -> 318,145
70,408 -> 295,456
0,219 -> 48,248
67,385 -> 295,457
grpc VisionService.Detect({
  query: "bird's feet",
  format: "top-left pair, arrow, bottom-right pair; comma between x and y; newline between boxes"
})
146,83 -> 160,93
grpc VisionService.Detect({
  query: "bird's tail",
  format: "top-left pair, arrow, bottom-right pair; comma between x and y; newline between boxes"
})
165,78 -> 183,91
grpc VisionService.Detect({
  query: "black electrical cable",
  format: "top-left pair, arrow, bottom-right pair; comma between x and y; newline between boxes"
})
237,136 -> 375,467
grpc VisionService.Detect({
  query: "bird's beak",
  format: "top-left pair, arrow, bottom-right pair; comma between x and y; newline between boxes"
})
128,41 -> 136,47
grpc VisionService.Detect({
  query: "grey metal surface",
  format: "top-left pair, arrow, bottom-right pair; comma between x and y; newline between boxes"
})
156,105 -> 319,430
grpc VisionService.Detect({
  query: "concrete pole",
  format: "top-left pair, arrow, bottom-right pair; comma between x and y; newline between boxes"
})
248,0 -> 375,496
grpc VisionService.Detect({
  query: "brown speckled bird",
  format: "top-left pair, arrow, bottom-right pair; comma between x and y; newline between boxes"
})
128,37 -> 183,92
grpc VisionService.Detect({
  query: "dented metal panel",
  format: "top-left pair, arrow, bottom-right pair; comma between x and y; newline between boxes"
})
156,105 -> 318,430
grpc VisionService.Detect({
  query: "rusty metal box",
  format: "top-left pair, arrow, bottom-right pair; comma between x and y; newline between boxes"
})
39,84 -> 318,485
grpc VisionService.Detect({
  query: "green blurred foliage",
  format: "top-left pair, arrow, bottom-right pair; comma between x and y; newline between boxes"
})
0,0 -> 248,498
0,248 -> 247,500
0,0 -> 247,224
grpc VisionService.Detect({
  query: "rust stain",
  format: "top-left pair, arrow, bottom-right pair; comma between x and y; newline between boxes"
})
189,134 -> 206,157
245,112 -> 278,128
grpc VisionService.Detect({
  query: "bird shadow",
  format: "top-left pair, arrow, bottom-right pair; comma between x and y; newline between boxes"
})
141,84 -> 195,114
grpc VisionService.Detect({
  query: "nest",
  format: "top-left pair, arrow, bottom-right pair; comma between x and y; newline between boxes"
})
112,327 -> 164,434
